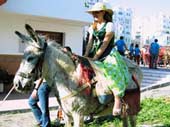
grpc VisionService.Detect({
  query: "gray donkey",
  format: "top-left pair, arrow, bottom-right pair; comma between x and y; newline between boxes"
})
13,24 -> 143,127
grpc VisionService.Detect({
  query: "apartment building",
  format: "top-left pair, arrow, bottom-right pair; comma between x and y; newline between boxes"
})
133,13 -> 170,46
113,7 -> 133,47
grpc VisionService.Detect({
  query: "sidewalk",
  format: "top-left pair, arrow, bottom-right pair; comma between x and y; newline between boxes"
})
1,84 -> 170,113
141,84 -> 170,99
0,92 -> 58,113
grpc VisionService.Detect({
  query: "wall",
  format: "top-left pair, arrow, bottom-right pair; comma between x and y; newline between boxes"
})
0,54 -> 22,93
0,11 -> 88,55
0,54 -> 22,75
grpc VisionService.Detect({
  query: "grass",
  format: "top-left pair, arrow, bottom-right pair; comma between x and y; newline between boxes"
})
52,97 -> 170,127
137,97 -> 170,126
84,115 -> 122,127
84,97 -> 170,127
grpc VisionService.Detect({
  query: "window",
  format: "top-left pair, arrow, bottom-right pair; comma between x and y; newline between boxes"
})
36,30 -> 64,46
118,12 -> 123,15
126,31 -> 130,34
19,39 -> 26,53
19,30 -> 64,53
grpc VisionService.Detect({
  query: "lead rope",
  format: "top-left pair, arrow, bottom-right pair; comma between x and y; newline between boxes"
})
0,85 -> 15,106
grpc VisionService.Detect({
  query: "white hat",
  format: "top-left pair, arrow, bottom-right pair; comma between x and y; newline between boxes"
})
86,2 -> 113,15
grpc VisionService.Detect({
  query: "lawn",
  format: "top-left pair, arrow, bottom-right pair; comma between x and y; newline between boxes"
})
52,97 -> 170,127
137,97 -> 170,126
84,97 -> 170,127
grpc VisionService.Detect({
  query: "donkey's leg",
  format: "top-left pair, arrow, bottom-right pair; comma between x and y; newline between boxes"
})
122,116 -> 128,127
72,112 -> 84,127
122,115 -> 137,127
129,115 -> 136,127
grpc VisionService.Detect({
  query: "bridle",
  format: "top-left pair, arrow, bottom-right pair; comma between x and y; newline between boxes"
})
1,43 -> 48,106
17,71 -> 36,79
16,42 -> 47,81
16,42 -> 91,101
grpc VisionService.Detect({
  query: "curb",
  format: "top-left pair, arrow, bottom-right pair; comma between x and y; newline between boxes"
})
0,106 -> 58,114
0,108 -> 32,114
141,82 -> 170,92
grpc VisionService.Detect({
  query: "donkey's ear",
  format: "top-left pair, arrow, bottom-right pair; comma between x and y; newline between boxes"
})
25,24 -> 45,49
15,31 -> 32,42
25,24 -> 39,42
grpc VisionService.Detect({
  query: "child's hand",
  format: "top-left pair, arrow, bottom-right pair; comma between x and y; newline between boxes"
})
31,89 -> 38,99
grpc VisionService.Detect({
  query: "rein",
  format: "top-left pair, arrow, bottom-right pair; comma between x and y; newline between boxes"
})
0,85 -> 15,106
61,83 -> 89,101
52,52 -> 92,101
17,42 -> 47,81
0,43 -> 48,106
17,71 -> 35,79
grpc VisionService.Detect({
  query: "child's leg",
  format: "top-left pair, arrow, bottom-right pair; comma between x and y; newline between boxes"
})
57,108 -> 64,121
113,95 -> 122,116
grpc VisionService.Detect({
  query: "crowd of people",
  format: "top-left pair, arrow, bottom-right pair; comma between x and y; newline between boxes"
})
127,39 -> 160,68
113,35 -> 161,69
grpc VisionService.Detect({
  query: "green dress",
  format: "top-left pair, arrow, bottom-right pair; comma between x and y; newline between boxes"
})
89,23 -> 130,97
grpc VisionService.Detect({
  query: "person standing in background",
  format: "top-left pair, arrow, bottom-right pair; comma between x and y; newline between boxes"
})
115,36 -> 128,56
134,44 -> 141,65
129,43 -> 134,60
149,39 -> 160,69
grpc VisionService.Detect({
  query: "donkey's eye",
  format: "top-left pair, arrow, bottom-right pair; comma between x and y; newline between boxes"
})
27,57 -> 34,62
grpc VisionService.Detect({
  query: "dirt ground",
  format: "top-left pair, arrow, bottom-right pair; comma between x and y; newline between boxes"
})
0,110 -> 58,127
0,85 -> 170,127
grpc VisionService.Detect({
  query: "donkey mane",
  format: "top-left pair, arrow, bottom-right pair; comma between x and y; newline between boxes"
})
41,40 -> 78,91
47,41 -> 75,72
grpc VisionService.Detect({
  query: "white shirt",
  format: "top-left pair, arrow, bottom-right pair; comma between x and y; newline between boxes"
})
88,22 -> 115,36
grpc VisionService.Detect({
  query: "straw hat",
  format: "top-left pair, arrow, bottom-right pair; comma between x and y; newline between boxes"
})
86,2 -> 113,15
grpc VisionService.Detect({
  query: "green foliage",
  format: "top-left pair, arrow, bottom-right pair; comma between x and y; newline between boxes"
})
137,97 -> 170,126
84,2 -> 89,8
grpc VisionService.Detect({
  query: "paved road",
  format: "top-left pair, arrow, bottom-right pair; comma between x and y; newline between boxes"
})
141,85 -> 170,99
0,92 -> 58,112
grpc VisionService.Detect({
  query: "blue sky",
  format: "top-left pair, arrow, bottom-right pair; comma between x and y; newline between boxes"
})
109,0 -> 170,17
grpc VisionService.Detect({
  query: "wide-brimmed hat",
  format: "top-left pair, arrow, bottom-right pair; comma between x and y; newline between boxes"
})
86,2 -> 113,15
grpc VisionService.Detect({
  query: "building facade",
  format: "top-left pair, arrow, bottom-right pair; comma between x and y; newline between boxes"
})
133,13 -> 170,47
113,7 -> 133,47
0,0 -> 93,55
0,0 -> 93,92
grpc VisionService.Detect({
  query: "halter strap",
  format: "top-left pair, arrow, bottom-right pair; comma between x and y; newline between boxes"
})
17,72 -> 34,79
61,83 -> 89,101
16,42 -> 48,80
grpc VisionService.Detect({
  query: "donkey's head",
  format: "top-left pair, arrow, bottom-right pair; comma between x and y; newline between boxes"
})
13,24 -> 47,93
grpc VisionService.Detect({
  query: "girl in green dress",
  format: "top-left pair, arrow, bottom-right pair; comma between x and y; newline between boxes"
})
84,2 -> 130,116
